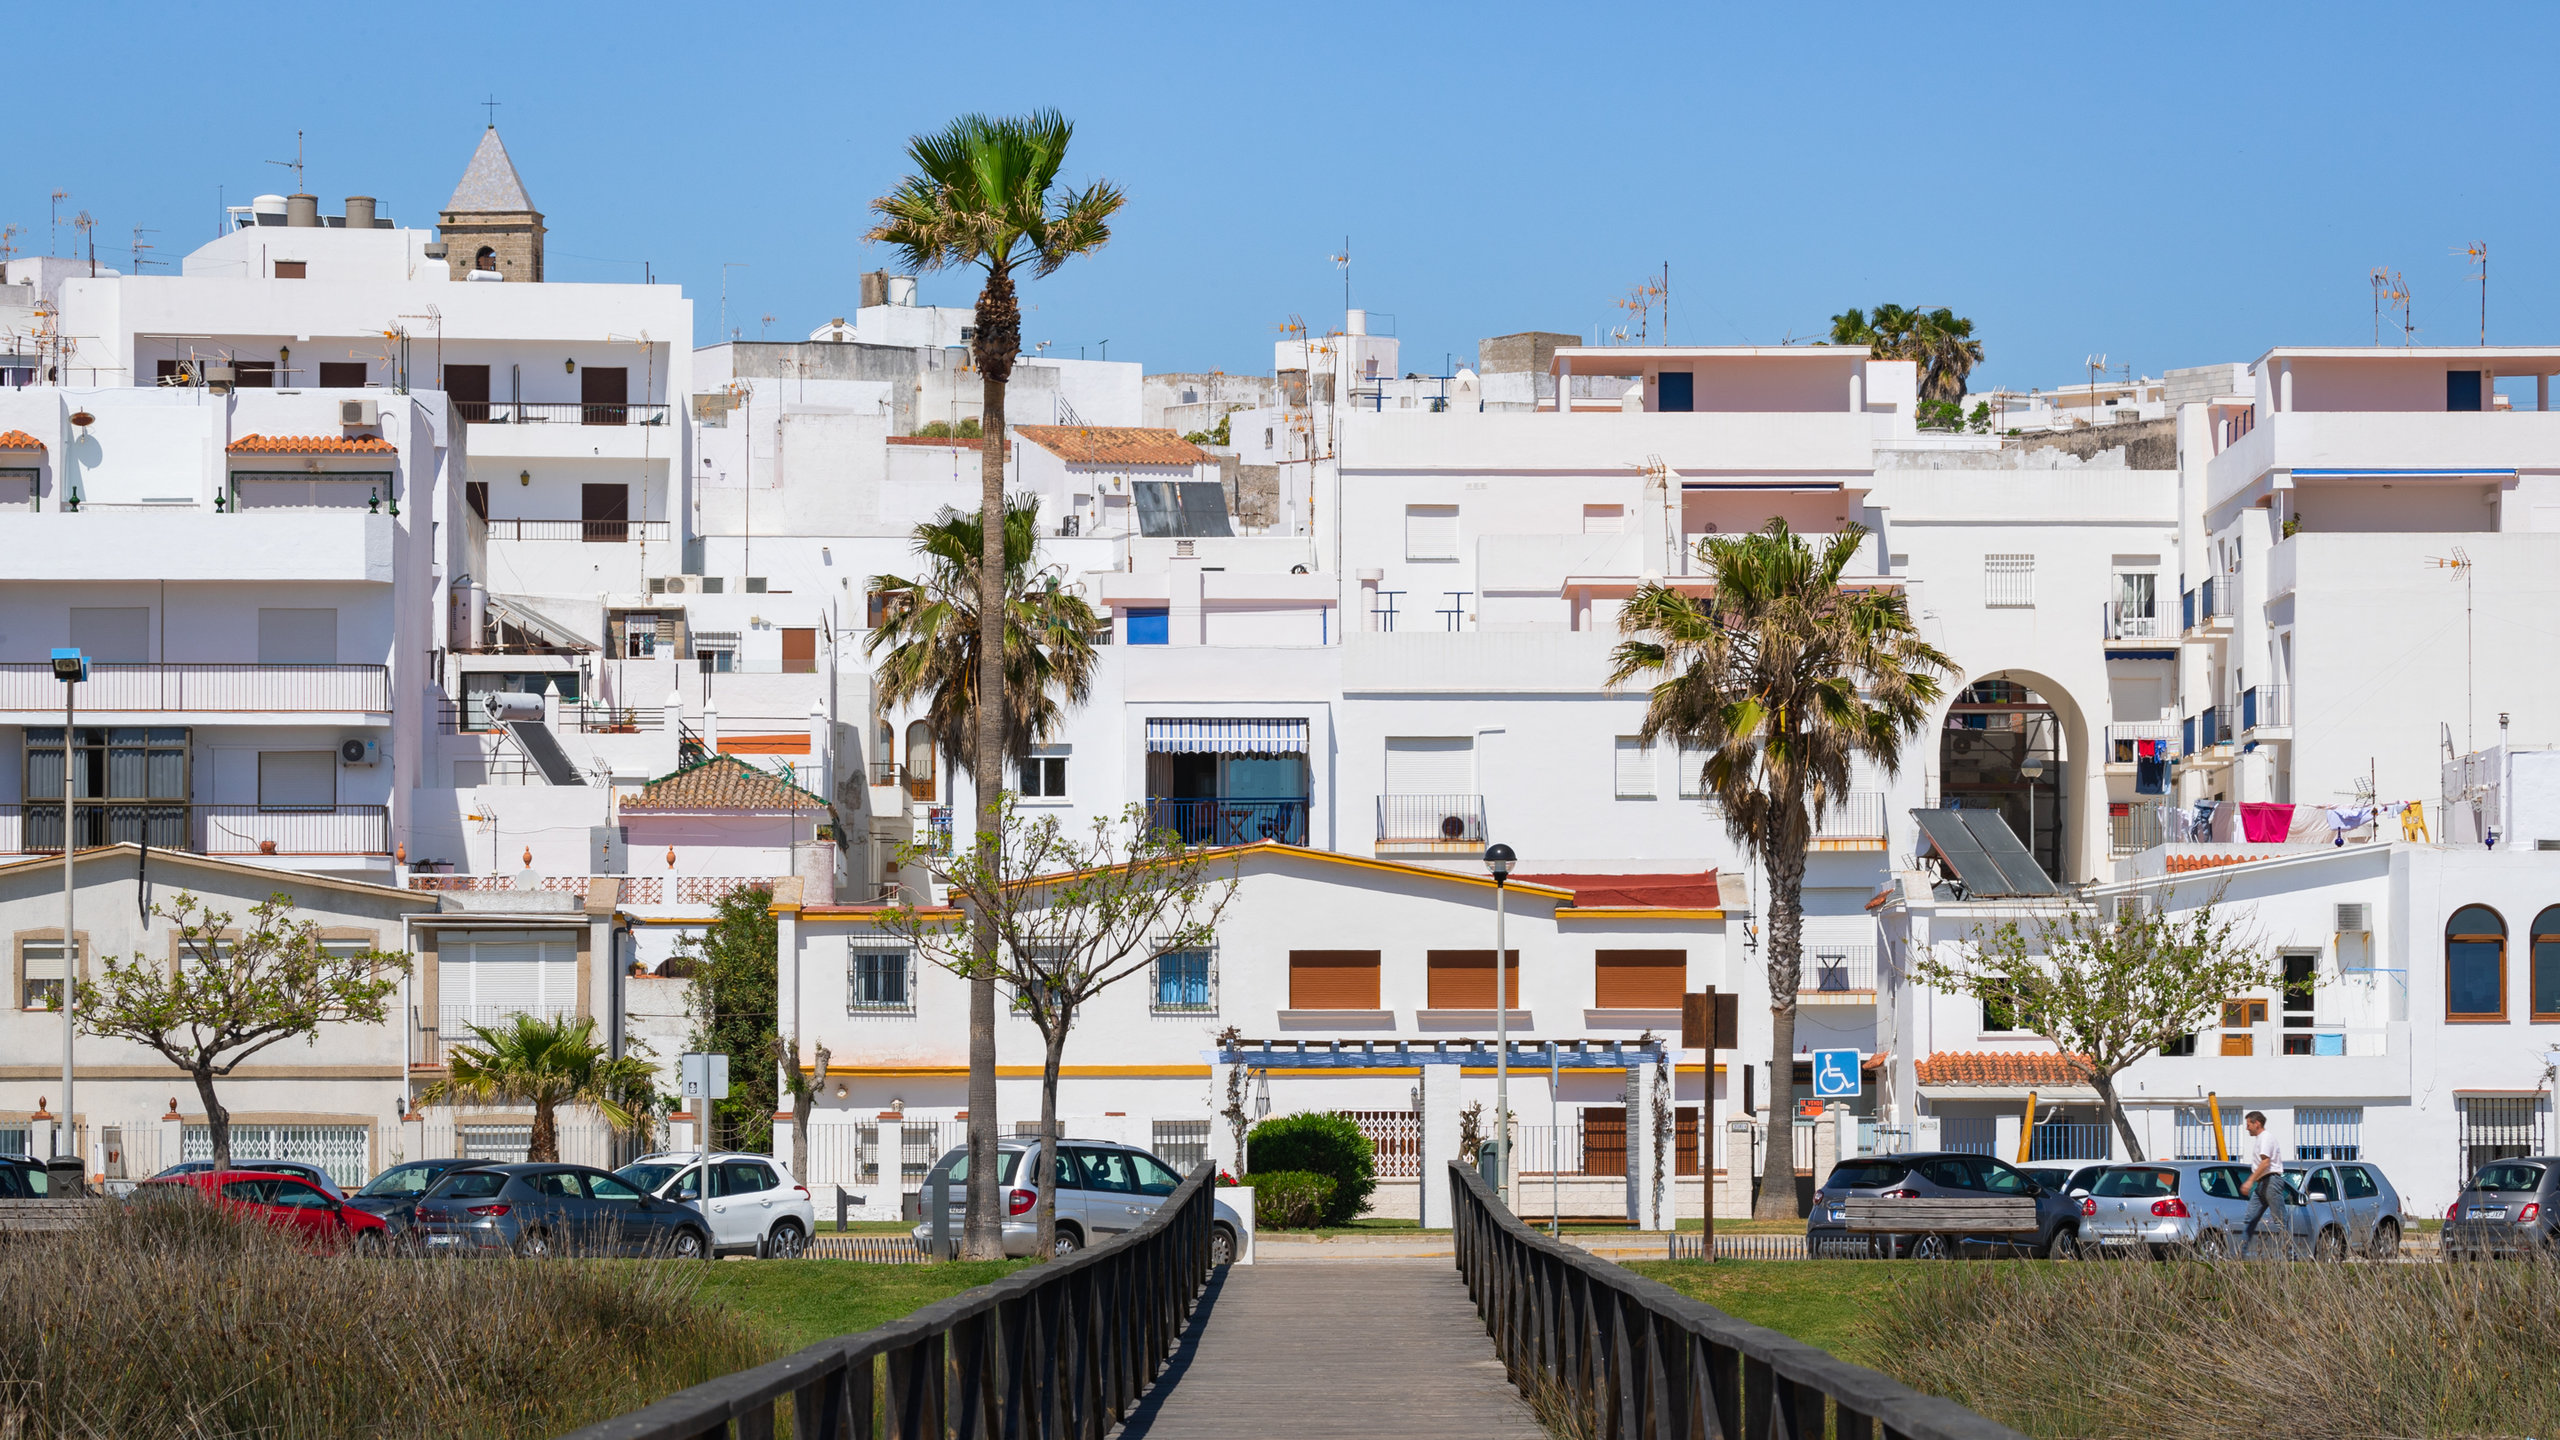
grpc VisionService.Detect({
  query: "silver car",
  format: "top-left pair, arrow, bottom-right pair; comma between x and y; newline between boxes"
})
2444,1155 -> 2559,1259
2077,1160 -> 2256,1258
2281,1159 -> 2405,1260
911,1137 -> 1242,1264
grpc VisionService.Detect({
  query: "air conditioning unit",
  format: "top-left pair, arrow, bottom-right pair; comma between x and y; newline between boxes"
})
2335,902 -> 2370,933
339,397 -> 379,426
338,738 -> 380,767
656,576 -> 694,596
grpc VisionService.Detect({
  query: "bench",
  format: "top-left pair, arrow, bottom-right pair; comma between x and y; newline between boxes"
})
1838,1196 -> 2040,1235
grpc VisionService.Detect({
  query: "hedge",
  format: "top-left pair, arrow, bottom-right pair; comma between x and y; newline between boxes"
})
1238,1171 -> 1336,1230
1246,1112 -> 1375,1225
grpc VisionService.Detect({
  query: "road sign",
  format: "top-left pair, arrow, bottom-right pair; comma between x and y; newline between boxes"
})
1811,1049 -> 1862,1099
679,1052 -> 729,1102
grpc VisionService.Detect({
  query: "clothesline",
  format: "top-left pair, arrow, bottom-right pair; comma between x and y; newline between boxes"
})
2137,798 -> 2429,846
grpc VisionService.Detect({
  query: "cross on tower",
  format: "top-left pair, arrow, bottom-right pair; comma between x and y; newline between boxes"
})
482,95 -> 500,128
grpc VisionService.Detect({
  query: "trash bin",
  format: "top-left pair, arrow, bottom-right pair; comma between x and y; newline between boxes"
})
44,1157 -> 87,1198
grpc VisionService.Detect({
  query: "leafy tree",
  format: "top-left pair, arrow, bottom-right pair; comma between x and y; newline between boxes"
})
877,798 -> 1234,1257
868,112 -> 1125,1261
421,1014 -> 658,1162
1831,304 -> 1986,404
78,893 -> 409,1173
1913,893 -> 2280,1158
1967,400 -> 1992,434
1181,411 -> 1234,448
677,884 -> 781,1152
1609,519 -> 1955,1218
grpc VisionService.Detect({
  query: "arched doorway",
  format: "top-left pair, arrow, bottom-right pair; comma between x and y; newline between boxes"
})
1941,678 -> 2066,881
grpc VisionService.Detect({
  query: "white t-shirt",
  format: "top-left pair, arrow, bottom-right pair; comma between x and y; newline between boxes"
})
2247,1126 -> 2282,1169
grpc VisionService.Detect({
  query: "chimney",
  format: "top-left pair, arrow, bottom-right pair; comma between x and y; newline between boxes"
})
285,194 -> 321,228
343,196 -> 377,229
860,271 -> 889,309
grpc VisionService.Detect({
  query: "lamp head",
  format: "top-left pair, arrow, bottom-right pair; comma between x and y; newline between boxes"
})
1482,842 -> 1516,883
50,648 -> 87,682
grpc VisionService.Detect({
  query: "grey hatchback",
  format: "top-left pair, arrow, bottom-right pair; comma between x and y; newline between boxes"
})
1807,1151 -> 2083,1259
2444,1156 -> 2556,1259
412,1162 -> 711,1258
2280,1159 -> 2406,1261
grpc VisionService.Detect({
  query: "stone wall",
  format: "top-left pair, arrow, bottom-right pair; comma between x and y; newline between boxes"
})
1478,331 -> 1578,375
2005,415 -> 2178,470
438,210 -> 546,283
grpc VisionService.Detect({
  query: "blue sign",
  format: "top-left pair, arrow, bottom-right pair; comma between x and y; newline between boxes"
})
1811,1049 -> 1863,1099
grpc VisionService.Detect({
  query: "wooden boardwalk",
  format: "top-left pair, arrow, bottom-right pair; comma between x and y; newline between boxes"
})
1114,1260 -> 1545,1440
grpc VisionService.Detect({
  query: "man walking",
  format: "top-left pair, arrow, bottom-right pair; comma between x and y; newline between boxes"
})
2238,1110 -> 2290,1259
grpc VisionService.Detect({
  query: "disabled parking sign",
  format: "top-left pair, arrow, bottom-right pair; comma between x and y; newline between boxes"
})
1812,1049 -> 1862,1099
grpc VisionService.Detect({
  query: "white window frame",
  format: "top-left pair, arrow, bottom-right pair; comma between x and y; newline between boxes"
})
1614,736 -> 1658,800
1984,554 -> 2035,608
1016,749 -> 1069,803
1405,504 -> 1460,561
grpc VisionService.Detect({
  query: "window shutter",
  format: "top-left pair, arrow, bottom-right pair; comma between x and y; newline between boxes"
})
1677,746 -> 1709,799
1384,736 -> 1473,793
1405,505 -> 1460,561
1594,950 -> 1685,1008
23,939 -> 76,985
1615,736 -> 1657,798
1984,554 -> 2035,607
1288,951 -> 1380,1009
1426,950 -> 1519,1008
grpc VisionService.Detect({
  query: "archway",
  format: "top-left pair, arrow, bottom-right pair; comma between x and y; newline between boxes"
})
1938,670 -> 2095,883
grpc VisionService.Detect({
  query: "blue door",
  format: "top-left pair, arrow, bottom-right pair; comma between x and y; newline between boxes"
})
2447,370 -> 2484,411
1126,608 -> 1169,645
1657,371 -> 1694,412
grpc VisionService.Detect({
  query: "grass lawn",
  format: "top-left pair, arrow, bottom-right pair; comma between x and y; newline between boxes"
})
1619,1260 -> 1918,1366
694,1259 -> 1029,1351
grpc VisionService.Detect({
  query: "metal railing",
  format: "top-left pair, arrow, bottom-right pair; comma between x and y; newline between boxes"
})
1813,790 -> 1887,840
1451,1163 -> 2025,1440
1376,793 -> 1487,845
455,400 -> 672,426
482,519 -> 672,542
560,1163 -> 1218,1440
869,759 -> 900,787
2196,706 -> 2223,749
0,803 -> 389,856
2101,601 -> 2170,641
2022,1123 -> 2111,1162
1148,796 -> 1309,847
1802,946 -> 1877,994
2111,804 -> 2169,855
574,704 -> 664,733
2102,722 -> 2180,763
2243,684 -> 2291,730
0,662 -> 389,712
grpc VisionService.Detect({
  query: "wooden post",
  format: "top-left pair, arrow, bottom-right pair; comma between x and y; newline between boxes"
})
1682,989 -> 1738,1256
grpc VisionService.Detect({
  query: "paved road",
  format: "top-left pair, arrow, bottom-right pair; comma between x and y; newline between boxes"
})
1113,1260 -> 1545,1440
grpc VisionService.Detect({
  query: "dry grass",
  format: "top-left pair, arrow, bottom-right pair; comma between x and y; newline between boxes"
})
1869,1257 -> 2560,1440
0,1193 -> 771,1439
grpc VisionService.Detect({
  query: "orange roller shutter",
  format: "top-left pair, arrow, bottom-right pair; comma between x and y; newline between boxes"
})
1594,949 -> 1685,1008
1426,950 -> 1520,1008
1289,951 -> 1380,1009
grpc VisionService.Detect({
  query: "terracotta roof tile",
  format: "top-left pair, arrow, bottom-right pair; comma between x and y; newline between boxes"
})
0,430 -> 42,451
1915,1050 -> 2094,1087
622,753 -> 827,813
886,435 -> 987,449
1014,425 -> 1204,467
227,433 -> 399,455
1513,870 -> 1719,909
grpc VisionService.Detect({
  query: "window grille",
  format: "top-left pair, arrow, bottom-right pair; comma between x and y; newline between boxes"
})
1152,1119 -> 1211,1171
848,945 -> 912,1011
2293,1106 -> 2363,1160
1152,949 -> 1216,1013
1984,554 -> 2035,607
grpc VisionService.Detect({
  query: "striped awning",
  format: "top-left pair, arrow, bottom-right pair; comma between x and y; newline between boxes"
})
1146,718 -> 1308,755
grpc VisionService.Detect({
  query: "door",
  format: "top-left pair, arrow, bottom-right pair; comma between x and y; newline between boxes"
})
781,628 -> 817,674
581,366 -> 629,425
446,364 -> 492,422
1967,1156 -> 2040,1253
525,1170 -> 591,1248
582,483 -> 630,543
585,1170 -> 651,1255
1066,1147 -> 1140,1234
2339,1164 -> 2382,1248
2196,1164 -> 2250,1236
1120,1150 -> 1184,1224
2293,1166 -> 2341,1247
267,1179 -> 346,1246
709,1158 -> 779,1249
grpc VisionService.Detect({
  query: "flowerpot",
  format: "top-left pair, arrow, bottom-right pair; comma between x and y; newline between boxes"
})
258,840 -> 278,855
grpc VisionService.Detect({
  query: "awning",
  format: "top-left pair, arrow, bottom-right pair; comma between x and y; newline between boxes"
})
1146,718 -> 1307,755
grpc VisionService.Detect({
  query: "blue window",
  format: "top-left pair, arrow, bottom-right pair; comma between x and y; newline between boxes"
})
1127,608 -> 1169,645
1656,370 -> 1694,412
1154,950 -> 1213,1012
2446,904 -> 2505,1020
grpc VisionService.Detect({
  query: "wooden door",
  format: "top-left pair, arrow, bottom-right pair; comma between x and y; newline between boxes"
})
445,364 -> 491,422
1579,1106 -> 1700,1176
581,366 -> 629,425
581,483 -> 629,542
780,628 -> 817,674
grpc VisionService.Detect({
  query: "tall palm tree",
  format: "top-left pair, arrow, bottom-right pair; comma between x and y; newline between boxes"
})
866,495 -> 1103,791
420,1014 -> 657,1163
1609,519 -> 1955,1220
1830,304 -> 1984,403
867,111 -> 1123,1262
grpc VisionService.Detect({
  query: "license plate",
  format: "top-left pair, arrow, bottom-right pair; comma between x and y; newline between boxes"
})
424,1234 -> 459,1246
2470,1205 -> 2506,1220
1826,1207 -> 1846,1223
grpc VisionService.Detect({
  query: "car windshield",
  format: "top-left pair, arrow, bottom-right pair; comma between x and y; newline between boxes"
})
617,1161 -> 692,1194
1825,1160 -> 1908,1189
2092,1167 -> 2178,1198
358,1162 -> 447,1198
427,1170 -> 509,1201
942,1150 -> 1022,1187
2473,1162 -> 2546,1194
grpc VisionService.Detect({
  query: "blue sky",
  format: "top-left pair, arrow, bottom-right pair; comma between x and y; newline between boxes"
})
14,3 -> 2555,392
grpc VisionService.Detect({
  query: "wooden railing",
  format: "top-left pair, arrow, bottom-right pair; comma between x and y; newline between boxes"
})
559,1161 -> 1218,1440
1450,1162 -> 2025,1440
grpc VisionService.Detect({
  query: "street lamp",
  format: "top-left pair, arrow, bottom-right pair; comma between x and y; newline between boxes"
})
50,648 -> 85,1172
1483,842 -> 1516,1208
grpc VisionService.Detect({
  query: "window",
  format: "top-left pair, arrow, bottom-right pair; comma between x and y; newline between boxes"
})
1126,608 -> 1169,645
2447,904 -> 2507,1020
1594,950 -> 1684,1008
273,260 -> 306,280
2159,1032 -> 2198,1056
745,577 -> 769,594
2197,1167 -> 2244,1200
580,483 -> 629,543
26,727 -> 191,849
19,937 -> 80,1010
1984,554 -> 2035,607
437,930 -> 579,1033
1153,1120 -> 1210,1171
1982,989 -> 2023,1033
319,362 -> 366,387
781,628 -> 816,674
1614,736 -> 1657,799
1153,949 -> 1214,1012
2295,1106 -> 2363,1160
849,946 -> 911,1010
258,752 -> 335,810
1677,745 -> 1711,799
1426,950 -> 1520,1009
1288,951 -> 1380,1010
1404,504 -> 1460,561
1017,753 -> 1067,798
70,606 -> 151,661
1582,504 -> 1625,535
257,608 -> 338,664
2221,998 -> 2269,1028
2280,951 -> 2317,1027
1657,371 -> 1695,412
2532,907 -> 2560,1022
1384,736 -> 1473,794
464,481 -> 488,521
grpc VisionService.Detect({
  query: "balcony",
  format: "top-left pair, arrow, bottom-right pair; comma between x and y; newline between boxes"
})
0,663 -> 390,715
2111,804 -> 2170,856
1811,790 -> 1887,849
2242,685 -> 2291,733
1375,793 -> 1487,853
416,1003 -> 579,1068
482,519 -> 672,543
0,803 -> 390,857
2195,706 -> 2224,749
456,401 -> 672,426
2103,722 -> 2181,765
2181,578 -> 2236,633
2101,602 -> 2172,644
1148,797 -> 1309,847
1798,945 -> 1877,1003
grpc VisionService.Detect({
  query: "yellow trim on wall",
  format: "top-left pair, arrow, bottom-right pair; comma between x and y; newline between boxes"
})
1553,907 -> 1724,921
808,1065 -> 1215,1079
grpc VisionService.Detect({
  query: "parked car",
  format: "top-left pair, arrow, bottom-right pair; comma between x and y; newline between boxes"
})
0,1154 -> 52,1197
2075,1160 -> 2256,1257
2281,1159 -> 2405,1260
912,1138 -> 1237,1264
614,1152 -> 817,1258
152,1157 -> 349,1200
2019,1163 -> 2112,1199
2444,1156 -> 2559,1259
1807,1151 -> 2083,1259
345,1159 -> 487,1240
140,1169 -> 391,1253
412,1162 -> 710,1258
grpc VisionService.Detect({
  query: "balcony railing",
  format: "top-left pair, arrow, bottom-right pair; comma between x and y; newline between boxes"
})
1376,793 -> 1488,846
2103,721 -> 2181,764
869,759 -> 900,787
572,704 -> 663,733
2112,803 -> 2170,855
481,519 -> 671,542
0,803 -> 390,856
2183,577 -> 2237,630
416,1004 -> 579,1067
1148,796 -> 1309,847
0,663 -> 389,712
2243,684 -> 2291,730
2102,601 -> 2170,641
1813,789 -> 1887,840
1801,945 -> 1877,995
454,401 -> 672,426
407,874 -> 666,904
2196,705 -> 2224,749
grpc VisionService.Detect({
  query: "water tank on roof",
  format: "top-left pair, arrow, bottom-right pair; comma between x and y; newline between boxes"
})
251,194 -> 288,226
887,275 -> 918,307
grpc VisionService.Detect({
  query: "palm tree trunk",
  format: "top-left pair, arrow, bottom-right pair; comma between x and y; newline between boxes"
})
194,1068 -> 230,1174
961,264 -> 1020,1262
530,1097 -> 559,1163
1754,835 -> 1809,1220
2092,1069 -> 2145,1161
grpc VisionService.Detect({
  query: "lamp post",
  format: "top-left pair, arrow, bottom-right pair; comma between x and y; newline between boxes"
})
50,648 -> 86,1168
1483,842 -> 1515,1209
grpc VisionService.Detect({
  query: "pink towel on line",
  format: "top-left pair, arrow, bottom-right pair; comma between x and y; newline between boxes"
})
2240,802 -> 2295,844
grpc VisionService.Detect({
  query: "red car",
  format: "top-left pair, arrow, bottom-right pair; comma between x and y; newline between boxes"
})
143,1169 -> 392,1253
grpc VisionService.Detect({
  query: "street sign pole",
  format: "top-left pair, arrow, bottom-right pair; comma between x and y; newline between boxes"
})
1682,988 -> 1734,1258
680,1052 -> 729,1222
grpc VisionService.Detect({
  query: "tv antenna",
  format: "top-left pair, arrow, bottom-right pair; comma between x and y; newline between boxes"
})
2454,242 -> 2487,344
2426,546 -> 2475,751
266,131 -> 307,193
49,190 -> 67,256
1330,238 -> 1351,316
131,227 -> 157,272
2369,269 -> 2409,346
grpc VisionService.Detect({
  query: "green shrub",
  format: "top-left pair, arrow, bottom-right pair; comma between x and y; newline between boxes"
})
1239,1171 -> 1336,1230
1247,1112 -> 1374,1224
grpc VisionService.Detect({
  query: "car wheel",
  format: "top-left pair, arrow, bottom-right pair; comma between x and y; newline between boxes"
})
2040,1227 -> 2079,1261
2312,1226 -> 2347,1263
351,1231 -> 387,1258
2368,1220 -> 2400,1260
763,1221 -> 807,1259
1907,1232 -> 1951,1261
2194,1229 -> 2231,1261
669,1227 -> 708,1261
1209,1224 -> 1237,1268
512,1228 -> 552,1260
1052,1225 -> 1085,1257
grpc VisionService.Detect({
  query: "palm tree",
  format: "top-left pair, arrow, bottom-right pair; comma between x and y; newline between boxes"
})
420,1014 -> 657,1163
1609,519 -> 1955,1220
1830,304 -> 1984,403
867,111 -> 1123,1262
866,495 -> 1103,790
